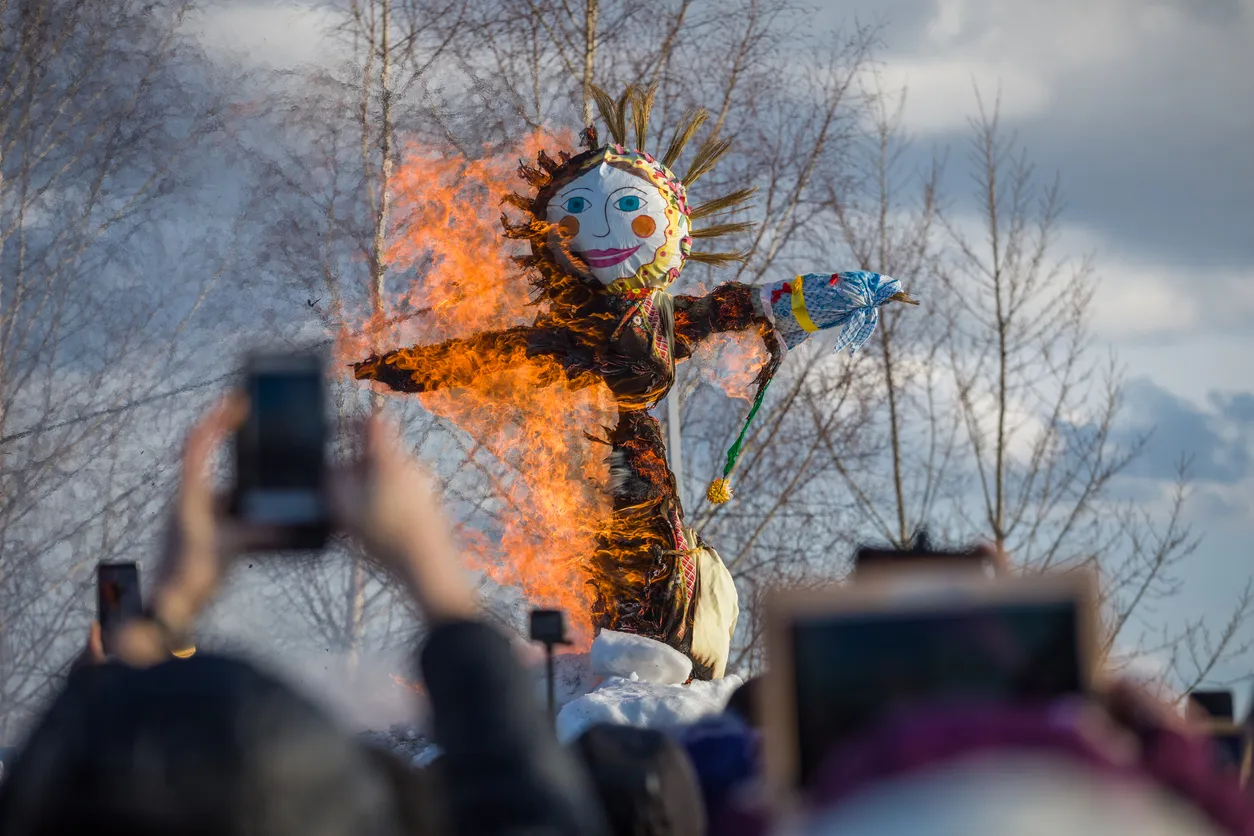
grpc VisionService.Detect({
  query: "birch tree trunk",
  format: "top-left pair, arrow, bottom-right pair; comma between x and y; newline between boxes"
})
581,0 -> 599,126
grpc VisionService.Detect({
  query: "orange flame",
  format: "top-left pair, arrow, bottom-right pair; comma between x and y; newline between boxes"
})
340,131 -> 614,647
390,673 -> 425,696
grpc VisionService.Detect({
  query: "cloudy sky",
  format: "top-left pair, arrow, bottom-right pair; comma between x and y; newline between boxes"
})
810,0 -> 1254,686
195,0 -> 1254,688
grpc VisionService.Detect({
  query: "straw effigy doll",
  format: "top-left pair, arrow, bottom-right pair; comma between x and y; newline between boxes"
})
354,85 -> 917,679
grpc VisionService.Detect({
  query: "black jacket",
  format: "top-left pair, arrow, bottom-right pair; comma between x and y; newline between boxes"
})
421,621 -> 609,836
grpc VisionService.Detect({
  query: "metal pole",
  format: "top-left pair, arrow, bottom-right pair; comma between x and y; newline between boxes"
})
667,366 -> 684,508
545,643 -> 557,727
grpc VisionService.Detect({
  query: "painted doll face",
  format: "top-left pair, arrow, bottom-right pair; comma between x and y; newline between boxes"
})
544,154 -> 690,292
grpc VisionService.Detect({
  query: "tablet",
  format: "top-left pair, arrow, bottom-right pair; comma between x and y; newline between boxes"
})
762,571 -> 1098,804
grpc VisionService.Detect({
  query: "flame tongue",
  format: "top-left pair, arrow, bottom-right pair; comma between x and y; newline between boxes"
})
341,132 -> 621,647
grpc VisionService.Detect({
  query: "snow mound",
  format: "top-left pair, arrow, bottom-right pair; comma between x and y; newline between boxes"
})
365,630 -> 741,761
590,629 -> 692,684
557,673 -> 743,742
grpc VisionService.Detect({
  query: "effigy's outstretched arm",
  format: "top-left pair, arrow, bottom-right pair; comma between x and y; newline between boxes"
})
692,272 -> 918,504
673,281 -> 783,386
673,282 -> 787,506
354,326 -> 598,393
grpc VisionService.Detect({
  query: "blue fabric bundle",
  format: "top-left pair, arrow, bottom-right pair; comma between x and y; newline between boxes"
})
763,271 -> 906,354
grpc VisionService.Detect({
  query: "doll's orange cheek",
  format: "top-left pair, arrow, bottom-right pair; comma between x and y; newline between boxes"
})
559,215 -> 580,237
631,215 -> 656,238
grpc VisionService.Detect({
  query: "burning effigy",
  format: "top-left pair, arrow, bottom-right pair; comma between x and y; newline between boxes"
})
354,85 -> 916,679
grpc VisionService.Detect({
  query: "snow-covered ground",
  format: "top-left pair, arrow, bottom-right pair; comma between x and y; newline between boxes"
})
558,630 -> 742,740
364,630 -> 741,766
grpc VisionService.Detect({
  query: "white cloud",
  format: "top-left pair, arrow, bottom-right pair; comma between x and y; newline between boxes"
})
866,58 -> 1052,133
872,0 -> 1254,138
1108,644 -> 1175,690
934,211 -> 1254,342
1063,228 -> 1254,341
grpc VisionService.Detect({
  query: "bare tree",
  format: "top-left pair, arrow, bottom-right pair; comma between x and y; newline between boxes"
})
0,0 -> 227,735
822,72 -> 954,549
237,0 -> 475,669
939,90 -> 1252,682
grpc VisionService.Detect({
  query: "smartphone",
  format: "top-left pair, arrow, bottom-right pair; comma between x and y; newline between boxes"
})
231,351 -> 329,550
97,563 -> 143,657
762,572 -> 1096,797
1189,689 -> 1235,722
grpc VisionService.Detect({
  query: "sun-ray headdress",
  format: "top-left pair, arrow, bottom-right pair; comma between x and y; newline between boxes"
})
501,84 -> 757,299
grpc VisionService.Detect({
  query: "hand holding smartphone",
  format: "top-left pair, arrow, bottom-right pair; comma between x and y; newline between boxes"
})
230,351 -> 330,551
1207,722 -> 1252,786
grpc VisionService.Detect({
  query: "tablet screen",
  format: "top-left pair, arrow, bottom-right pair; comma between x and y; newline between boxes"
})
789,598 -> 1082,787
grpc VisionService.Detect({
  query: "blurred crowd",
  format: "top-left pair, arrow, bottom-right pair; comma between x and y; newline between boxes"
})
0,395 -> 1251,836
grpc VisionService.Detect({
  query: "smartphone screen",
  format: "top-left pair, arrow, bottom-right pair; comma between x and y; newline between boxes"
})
788,598 -> 1082,787
1189,690 -> 1235,721
97,563 -> 142,656
234,353 -> 328,547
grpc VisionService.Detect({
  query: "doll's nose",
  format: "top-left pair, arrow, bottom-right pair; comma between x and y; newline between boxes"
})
591,202 -> 612,238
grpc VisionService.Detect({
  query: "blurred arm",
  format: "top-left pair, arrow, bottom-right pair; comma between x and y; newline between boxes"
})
420,621 -> 609,836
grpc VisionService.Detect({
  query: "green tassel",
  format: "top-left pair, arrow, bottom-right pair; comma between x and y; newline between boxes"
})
722,377 -> 771,477
706,377 -> 773,504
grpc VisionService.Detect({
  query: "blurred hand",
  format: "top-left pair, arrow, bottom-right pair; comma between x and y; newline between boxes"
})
328,412 -> 476,624
147,394 -> 285,641
1098,676 -> 1194,739
972,542 -> 1011,576
69,622 -> 106,672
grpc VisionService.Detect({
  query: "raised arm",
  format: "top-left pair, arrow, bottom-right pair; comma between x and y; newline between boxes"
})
672,281 -> 782,381
696,272 -> 917,504
355,327 -> 532,393
355,325 -> 602,394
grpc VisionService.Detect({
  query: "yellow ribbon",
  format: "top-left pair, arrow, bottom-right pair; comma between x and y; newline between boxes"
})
790,276 -> 819,332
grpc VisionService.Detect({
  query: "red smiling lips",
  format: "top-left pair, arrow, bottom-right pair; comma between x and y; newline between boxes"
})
577,245 -> 641,269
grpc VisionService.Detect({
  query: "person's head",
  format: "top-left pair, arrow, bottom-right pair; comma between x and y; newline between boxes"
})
360,745 -> 447,836
782,697 -> 1244,836
571,723 -> 706,836
0,655 -> 401,836
673,713 -> 758,819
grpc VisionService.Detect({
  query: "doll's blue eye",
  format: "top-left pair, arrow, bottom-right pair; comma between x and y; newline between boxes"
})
562,196 -> 589,213
614,195 -> 642,211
